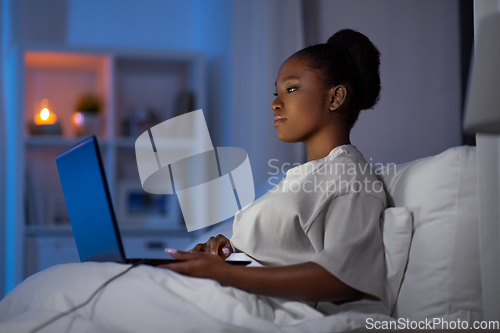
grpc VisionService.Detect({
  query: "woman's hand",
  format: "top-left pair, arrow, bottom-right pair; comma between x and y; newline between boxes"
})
159,249 -> 231,282
189,234 -> 233,260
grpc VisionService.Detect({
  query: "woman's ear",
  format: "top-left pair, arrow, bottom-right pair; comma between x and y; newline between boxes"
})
329,85 -> 347,112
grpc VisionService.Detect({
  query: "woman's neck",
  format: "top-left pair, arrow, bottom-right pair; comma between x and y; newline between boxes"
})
305,134 -> 351,162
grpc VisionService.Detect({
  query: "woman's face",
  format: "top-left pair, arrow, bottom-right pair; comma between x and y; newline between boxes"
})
272,56 -> 333,143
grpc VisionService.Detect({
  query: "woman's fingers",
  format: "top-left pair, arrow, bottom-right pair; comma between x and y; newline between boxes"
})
160,249 -> 226,278
185,235 -> 232,259
205,237 -> 215,254
207,234 -> 232,258
207,236 -> 220,255
189,243 -> 206,252
165,248 -> 198,260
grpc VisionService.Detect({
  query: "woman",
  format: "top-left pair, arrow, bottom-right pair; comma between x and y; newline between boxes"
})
161,29 -> 386,313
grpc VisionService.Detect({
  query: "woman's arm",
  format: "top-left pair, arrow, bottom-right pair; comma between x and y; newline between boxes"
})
160,250 -> 363,303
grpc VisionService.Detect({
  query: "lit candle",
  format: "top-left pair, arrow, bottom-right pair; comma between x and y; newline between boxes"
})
34,98 -> 58,125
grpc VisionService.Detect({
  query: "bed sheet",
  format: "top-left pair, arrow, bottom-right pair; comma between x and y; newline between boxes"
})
0,262 -> 394,332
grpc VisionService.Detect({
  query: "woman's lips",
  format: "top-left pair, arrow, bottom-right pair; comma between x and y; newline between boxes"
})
274,117 -> 287,127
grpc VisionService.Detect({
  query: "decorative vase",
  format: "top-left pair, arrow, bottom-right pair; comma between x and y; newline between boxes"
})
72,112 -> 103,136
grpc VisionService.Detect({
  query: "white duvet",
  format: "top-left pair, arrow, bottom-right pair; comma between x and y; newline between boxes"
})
0,262 -> 394,332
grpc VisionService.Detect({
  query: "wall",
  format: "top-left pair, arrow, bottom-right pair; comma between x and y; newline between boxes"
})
67,0 -> 199,49
304,0 -> 462,164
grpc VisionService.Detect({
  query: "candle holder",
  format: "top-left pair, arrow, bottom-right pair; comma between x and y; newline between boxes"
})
28,99 -> 62,135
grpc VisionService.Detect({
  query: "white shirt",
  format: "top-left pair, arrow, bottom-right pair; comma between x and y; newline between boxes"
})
230,145 -> 387,306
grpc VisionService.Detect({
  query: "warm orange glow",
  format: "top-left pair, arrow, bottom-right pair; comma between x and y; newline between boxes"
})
40,98 -> 49,108
34,107 -> 57,125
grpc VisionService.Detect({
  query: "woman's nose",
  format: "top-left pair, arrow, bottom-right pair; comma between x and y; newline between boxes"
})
272,97 -> 282,111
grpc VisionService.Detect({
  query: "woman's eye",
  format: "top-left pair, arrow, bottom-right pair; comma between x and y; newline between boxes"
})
273,92 -> 278,96
286,87 -> 297,93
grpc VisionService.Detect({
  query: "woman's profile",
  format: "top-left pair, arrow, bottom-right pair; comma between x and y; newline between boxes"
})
161,28 -> 386,315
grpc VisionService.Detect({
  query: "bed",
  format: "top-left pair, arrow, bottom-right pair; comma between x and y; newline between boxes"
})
0,145 -> 485,332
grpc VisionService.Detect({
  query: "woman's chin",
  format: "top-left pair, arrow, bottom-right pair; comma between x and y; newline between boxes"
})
276,133 -> 300,143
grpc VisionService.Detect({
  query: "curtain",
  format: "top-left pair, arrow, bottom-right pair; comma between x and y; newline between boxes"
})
227,0 -> 305,199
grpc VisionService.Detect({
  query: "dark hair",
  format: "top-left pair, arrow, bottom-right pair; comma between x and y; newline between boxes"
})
293,29 -> 381,129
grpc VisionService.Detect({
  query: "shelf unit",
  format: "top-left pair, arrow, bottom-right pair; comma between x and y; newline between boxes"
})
10,45 -> 207,284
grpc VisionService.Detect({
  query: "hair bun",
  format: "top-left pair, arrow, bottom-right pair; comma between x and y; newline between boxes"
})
327,29 -> 381,110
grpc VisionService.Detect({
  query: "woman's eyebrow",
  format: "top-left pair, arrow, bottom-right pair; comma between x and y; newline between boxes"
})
275,76 -> 301,86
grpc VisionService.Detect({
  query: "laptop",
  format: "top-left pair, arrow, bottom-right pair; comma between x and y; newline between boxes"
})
56,135 -> 249,266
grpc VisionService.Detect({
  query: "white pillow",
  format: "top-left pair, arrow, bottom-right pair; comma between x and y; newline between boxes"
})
378,146 -> 481,322
382,207 -> 412,315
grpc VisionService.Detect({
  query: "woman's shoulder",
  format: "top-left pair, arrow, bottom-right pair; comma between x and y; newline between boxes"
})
318,145 -> 368,176
320,145 -> 386,201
